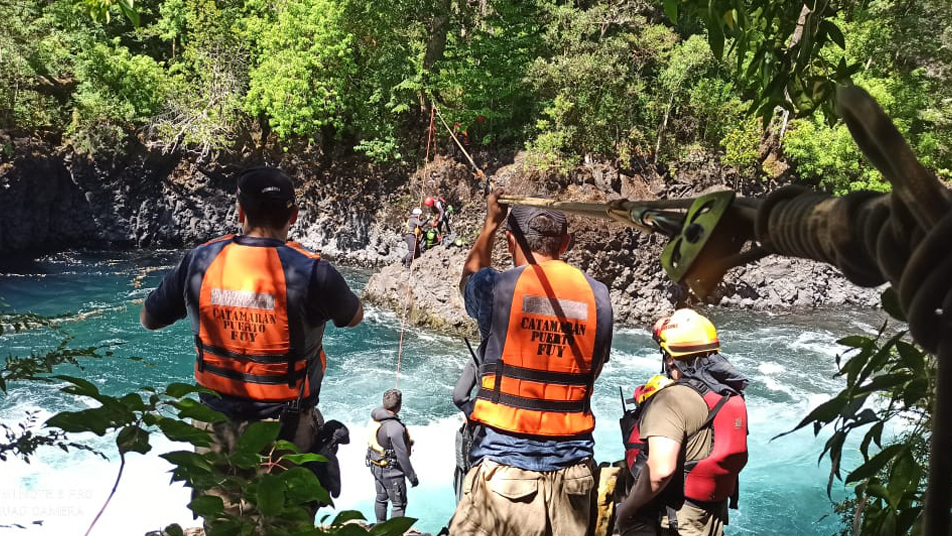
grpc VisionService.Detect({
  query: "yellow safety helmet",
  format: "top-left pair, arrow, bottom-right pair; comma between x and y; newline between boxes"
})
634,374 -> 674,404
654,308 -> 720,359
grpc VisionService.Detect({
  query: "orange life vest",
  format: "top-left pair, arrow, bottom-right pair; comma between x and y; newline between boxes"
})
469,261 -> 607,437
193,236 -> 326,401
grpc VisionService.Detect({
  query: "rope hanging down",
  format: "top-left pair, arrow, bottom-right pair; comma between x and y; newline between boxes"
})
394,106 -> 437,388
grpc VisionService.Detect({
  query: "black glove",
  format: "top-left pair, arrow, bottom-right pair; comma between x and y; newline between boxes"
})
410,476 -> 419,488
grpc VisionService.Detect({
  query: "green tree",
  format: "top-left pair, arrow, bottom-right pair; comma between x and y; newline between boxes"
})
243,0 -> 356,141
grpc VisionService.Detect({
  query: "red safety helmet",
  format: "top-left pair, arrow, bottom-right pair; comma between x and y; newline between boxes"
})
424,196 -> 435,207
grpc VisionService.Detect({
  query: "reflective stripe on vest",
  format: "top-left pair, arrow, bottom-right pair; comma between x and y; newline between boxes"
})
470,261 -> 600,437
195,242 -> 316,401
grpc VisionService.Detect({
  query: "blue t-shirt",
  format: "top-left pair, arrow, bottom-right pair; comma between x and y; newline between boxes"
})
463,266 -> 610,472
145,235 -> 360,419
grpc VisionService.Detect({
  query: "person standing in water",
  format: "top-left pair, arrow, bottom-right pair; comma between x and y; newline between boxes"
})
366,388 -> 418,522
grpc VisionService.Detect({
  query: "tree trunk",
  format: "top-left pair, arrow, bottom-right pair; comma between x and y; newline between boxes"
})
779,4 -> 812,141
422,0 -> 452,72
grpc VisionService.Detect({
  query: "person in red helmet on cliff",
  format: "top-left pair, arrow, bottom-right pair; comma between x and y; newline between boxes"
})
616,309 -> 749,536
424,195 -> 452,237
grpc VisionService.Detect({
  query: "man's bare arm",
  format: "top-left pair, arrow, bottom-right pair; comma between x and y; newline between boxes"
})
616,435 -> 681,527
459,189 -> 508,295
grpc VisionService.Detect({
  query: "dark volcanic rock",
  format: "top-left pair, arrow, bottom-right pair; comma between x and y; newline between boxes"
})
362,246 -> 476,337
365,151 -> 881,330
2,132 -> 881,331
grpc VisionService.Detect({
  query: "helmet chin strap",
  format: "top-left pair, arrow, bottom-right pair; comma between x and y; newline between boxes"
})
661,351 -> 674,376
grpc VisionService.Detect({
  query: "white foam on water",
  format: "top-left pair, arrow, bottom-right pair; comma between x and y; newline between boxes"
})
758,361 -> 786,375
1,433 -> 195,535
324,415 -> 461,532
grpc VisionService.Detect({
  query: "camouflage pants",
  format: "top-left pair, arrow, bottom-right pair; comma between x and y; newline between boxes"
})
193,406 -> 324,522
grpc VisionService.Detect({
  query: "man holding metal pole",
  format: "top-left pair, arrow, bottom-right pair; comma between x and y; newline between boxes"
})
450,189 -> 614,536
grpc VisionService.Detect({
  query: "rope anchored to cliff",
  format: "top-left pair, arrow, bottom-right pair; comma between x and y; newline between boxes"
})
394,106 -> 439,387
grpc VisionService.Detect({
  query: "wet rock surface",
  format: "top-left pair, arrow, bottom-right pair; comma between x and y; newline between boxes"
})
361,246 -> 475,337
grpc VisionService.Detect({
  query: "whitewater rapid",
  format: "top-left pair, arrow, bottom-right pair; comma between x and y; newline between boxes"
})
0,251 -> 883,535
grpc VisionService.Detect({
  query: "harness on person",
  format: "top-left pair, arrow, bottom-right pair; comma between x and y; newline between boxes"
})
366,417 -> 413,468
619,377 -> 747,515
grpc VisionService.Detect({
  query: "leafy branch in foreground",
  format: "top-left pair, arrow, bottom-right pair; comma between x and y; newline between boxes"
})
1,308 -> 410,534
776,289 -> 931,535
0,311 -> 118,462
672,0 -> 858,125
42,376 -> 414,535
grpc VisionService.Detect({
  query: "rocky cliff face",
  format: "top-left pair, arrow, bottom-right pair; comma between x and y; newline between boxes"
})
362,152 -> 882,334
0,130 -> 413,262
1,130 -> 881,333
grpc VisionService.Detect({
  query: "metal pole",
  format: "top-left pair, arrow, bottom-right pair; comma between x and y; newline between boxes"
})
925,330 -> 952,535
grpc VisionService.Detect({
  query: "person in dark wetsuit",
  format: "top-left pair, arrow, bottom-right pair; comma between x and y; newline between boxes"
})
366,389 -> 418,522
403,208 -> 424,267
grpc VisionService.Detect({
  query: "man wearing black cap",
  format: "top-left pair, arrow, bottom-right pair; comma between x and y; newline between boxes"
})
450,190 -> 614,536
139,166 -> 363,522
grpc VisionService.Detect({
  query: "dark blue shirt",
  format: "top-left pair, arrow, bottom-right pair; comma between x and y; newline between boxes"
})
462,266 -> 610,472
145,235 -> 360,419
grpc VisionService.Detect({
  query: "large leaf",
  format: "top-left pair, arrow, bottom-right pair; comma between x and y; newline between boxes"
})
165,383 -> 216,399
332,511 -> 366,526
895,341 -> 924,372
774,394 -> 847,439
188,494 -> 225,518
235,421 -> 281,455
819,19 -> 846,49
371,517 -> 417,536
118,392 -> 146,412
46,408 -> 117,435
707,13 -> 725,59
53,375 -> 101,397
161,450 -> 216,474
117,424 -> 151,454
282,466 -> 330,505
162,525 -> 184,536
256,474 -> 286,517
663,0 -> 679,24
881,287 -> 906,322
846,444 -> 906,484
171,398 -> 228,424
282,453 -> 326,465
156,417 -> 212,446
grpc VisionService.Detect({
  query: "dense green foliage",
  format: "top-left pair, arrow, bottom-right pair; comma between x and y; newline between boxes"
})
2,0 -> 949,190
781,290 -> 933,535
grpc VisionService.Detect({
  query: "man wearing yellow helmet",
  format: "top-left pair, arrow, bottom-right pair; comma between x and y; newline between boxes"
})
617,309 -> 749,536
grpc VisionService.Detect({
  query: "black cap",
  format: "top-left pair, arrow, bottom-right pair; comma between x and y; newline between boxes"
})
505,205 -> 568,238
236,166 -> 296,211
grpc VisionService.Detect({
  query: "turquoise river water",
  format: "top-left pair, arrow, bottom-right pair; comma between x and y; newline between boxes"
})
0,250 -> 884,535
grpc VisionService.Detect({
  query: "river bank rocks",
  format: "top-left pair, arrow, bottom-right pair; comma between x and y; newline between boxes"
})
363,152 -> 881,333
361,246 -> 476,337
2,130 -> 881,330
